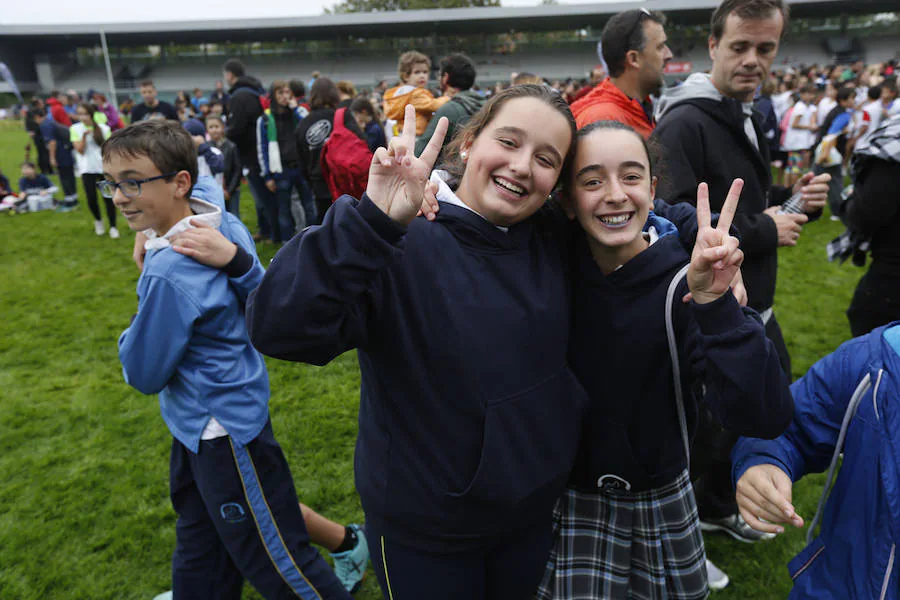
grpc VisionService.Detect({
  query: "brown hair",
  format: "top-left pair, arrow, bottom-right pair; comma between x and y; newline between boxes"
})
397,51 -> 431,82
309,77 -> 340,110
77,102 -> 105,146
442,84 -> 577,187
101,120 -> 198,199
337,80 -> 357,97
562,120 -> 664,197
512,72 -> 543,86
140,79 -> 155,89
710,0 -> 789,41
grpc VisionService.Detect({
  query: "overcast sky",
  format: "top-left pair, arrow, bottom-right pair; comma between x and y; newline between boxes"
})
3,0 -> 612,25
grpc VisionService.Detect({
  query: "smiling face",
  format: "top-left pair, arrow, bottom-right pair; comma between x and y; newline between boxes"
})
103,152 -> 192,235
567,127 -> 656,272
455,97 -> 573,227
709,11 -> 783,103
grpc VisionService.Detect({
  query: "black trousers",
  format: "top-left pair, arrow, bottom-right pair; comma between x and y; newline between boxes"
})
82,173 -> 116,226
367,519 -> 553,600
848,265 -> 900,338
169,420 -> 349,600
57,165 -> 77,202
691,313 -> 791,520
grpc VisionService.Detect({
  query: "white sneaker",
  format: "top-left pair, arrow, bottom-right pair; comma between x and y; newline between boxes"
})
94,220 -> 105,236
109,227 -> 120,239
706,559 -> 730,590
151,592 -> 172,600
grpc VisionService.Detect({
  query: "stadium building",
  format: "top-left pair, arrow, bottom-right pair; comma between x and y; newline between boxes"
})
0,0 -> 897,101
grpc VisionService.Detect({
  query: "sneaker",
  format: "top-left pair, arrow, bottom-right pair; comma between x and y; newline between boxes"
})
701,513 -> 776,543
151,593 -> 172,600
705,559 -> 730,590
94,220 -> 105,236
56,203 -> 76,213
109,227 -> 120,240
830,215 -> 841,222
331,524 -> 369,593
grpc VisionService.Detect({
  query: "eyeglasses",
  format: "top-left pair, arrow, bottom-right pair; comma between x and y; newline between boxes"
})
625,8 -> 654,46
97,172 -> 177,199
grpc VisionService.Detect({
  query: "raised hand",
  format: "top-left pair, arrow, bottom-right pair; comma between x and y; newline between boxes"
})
687,180 -> 744,305
736,464 -> 804,535
366,104 -> 448,226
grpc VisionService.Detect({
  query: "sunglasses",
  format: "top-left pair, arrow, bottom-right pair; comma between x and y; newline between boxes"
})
625,8 -> 654,46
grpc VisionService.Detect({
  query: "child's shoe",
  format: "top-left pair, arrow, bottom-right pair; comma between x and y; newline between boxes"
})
94,220 -> 105,236
331,524 -> 369,593
109,227 -> 120,240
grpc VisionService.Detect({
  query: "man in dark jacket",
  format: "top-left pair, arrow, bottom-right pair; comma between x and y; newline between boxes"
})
653,0 -> 829,546
223,58 -> 270,238
415,53 -> 484,160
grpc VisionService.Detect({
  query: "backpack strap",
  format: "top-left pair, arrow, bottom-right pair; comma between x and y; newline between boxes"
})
665,263 -> 692,467
333,108 -> 347,135
806,369 -> 882,544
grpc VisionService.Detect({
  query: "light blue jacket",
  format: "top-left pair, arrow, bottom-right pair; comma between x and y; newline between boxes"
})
118,178 -> 269,452
733,323 -> 900,600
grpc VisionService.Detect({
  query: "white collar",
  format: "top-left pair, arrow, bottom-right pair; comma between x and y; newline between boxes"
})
144,197 -> 222,251
429,170 -> 509,232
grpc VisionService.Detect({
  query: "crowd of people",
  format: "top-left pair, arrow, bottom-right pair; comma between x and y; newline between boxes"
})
5,0 -> 900,598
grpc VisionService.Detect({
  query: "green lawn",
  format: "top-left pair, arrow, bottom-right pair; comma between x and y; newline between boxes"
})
0,118 -> 862,599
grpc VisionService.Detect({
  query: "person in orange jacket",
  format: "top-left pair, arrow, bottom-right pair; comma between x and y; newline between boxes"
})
570,8 -> 673,139
383,51 -> 449,136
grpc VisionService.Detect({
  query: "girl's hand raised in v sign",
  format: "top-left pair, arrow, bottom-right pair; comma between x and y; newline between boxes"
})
688,179 -> 745,305
366,104 -> 449,226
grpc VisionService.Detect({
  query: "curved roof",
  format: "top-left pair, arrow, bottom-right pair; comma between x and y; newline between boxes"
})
1,0 -> 894,48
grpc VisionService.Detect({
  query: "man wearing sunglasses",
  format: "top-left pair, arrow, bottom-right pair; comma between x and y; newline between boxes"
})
571,8 -> 673,137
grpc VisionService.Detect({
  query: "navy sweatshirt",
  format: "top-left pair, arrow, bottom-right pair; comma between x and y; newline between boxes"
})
568,230 -> 794,493
247,195 -> 590,549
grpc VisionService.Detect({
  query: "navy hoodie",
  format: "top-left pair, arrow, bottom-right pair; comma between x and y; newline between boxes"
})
248,194 -> 592,549
568,228 -> 794,493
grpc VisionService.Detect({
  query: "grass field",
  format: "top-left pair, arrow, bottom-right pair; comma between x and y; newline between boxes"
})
0,117 -> 862,599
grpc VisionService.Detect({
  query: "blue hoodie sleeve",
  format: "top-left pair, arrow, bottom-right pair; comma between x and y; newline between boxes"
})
731,335 -> 872,486
246,194 -> 404,365
685,293 -> 794,440
118,275 -> 201,395
198,143 -> 225,175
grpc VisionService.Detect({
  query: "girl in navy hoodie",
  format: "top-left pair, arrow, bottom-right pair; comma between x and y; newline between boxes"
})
248,86 -> 585,599
536,121 -> 794,599
246,87 -> 702,599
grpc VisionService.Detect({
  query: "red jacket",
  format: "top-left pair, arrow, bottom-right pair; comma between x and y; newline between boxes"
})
46,98 -> 72,126
570,78 -> 654,139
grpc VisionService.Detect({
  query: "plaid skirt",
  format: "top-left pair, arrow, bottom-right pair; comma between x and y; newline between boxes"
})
536,469 -> 708,600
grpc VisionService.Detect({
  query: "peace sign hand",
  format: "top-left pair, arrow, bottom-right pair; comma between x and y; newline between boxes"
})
688,179 -> 744,305
366,104 -> 448,226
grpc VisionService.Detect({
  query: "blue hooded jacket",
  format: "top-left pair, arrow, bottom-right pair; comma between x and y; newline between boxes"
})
117,178 -> 269,452
732,323 -> 900,599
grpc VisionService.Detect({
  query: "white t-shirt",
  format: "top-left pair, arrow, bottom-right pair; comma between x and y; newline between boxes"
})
772,91 -> 794,123
859,100 -> 884,144
783,101 -> 817,151
818,97 -> 837,120
70,122 -> 111,175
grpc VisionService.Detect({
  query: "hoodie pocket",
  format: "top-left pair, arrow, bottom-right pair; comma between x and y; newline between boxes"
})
788,537 -> 826,581
447,369 -> 586,507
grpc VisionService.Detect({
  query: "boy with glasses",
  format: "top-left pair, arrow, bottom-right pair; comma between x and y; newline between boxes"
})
104,120 -> 359,599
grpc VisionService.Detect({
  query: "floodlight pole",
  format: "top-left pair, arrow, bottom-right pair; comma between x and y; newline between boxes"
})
99,27 -> 118,106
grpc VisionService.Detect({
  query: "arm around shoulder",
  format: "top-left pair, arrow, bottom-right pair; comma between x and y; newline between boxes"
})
246,194 -> 404,365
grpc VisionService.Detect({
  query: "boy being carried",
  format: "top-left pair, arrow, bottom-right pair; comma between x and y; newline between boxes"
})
383,51 -> 448,136
107,120 -> 365,599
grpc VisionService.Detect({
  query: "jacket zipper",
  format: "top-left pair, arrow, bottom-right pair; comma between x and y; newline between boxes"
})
880,544 -> 895,600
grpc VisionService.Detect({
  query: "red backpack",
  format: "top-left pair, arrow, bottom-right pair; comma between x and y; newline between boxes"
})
320,108 -> 372,202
